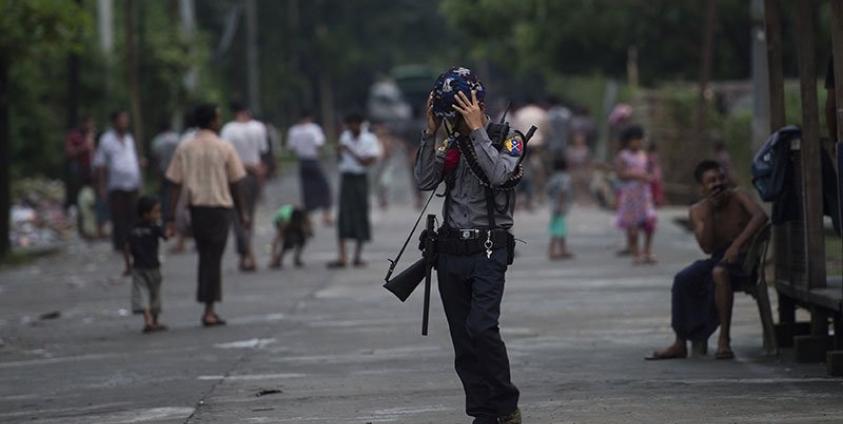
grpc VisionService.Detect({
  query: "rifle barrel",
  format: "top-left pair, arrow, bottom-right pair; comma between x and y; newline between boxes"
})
421,214 -> 435,336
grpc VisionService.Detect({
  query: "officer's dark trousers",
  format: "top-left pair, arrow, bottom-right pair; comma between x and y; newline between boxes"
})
438,248 -> 520,422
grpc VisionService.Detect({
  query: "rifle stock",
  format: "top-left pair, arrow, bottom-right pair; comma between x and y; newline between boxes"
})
382,214 -> 437,336
383,257 -> 426,302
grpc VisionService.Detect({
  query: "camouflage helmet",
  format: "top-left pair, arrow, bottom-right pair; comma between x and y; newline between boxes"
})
431,66 -> 486,122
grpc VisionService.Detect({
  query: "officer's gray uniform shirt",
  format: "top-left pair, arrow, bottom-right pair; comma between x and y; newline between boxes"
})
414,127 -> 519,229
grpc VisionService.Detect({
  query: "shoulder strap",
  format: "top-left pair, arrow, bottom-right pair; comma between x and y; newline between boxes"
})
485,187 -> 497,229
442,172 -> 456,228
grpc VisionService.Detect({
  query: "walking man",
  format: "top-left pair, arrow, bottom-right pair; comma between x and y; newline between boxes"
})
94,111 -> 142,251
415,67 -> 522,424
151,120 -> 181,219
286,110 -> 333,225
165,104 -> 248,327
327,113 -> 381,268
221,102 -> 268,271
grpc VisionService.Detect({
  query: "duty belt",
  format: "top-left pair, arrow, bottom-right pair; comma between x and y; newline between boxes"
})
437,227 -> 511,256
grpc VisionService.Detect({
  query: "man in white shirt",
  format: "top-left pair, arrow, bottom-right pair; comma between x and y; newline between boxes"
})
93,110 -> 142,251
151,121 -> 181,220
220,102 -> 268,271
287,111 -> 333,226
328,113 -> 381,268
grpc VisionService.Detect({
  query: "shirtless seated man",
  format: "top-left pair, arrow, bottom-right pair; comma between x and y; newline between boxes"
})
648,160 -> 768,360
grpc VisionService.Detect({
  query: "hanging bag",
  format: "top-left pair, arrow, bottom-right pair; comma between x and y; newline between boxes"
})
751,125 -> 800,202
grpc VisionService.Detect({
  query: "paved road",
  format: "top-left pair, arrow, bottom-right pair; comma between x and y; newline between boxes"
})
1,166 -> 842,423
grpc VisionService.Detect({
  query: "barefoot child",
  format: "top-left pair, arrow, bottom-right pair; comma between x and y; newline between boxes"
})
614,125 -> 657,264
546,157 -> 574,259
123,195 -> 168,333
269,205 -> 313,269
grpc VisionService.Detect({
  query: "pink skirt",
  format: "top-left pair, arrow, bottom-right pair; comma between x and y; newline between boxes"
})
615,182 -> 657,232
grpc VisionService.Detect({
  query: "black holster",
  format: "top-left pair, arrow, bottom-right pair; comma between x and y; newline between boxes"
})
505,232 -> 515,265
418,228 -> 438,267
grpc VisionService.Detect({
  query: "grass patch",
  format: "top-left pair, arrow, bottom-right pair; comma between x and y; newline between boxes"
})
0,247 -> 62,270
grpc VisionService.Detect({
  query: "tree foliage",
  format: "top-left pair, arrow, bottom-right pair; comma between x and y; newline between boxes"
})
4,0 -> 834,181
197,0 -> 463,127
1,0 -> 89,180
0,0 -> 90,256
3,0 -> 219,180
0,0 -> 89,57
440,0 -> 830,88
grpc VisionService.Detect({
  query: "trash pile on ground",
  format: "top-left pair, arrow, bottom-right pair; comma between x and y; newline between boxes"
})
10,179 -> 71,250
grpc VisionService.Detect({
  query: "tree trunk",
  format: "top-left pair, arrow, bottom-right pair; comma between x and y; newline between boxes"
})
764,0 -> 786,131
245,0 -> 260,115
66,0 -> 83,130
319,71 -> 336,143
66,53 -> 80,129
0,58 -> 10,257
284,0 -> 300,126
125,0 -> 145,158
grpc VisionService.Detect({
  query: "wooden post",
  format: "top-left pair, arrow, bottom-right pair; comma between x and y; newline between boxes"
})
830,2 -> 843,275
764,0 -> 786,130
831,1 -> 843,142
764,0 -> 789,286
794,0 -> 827,290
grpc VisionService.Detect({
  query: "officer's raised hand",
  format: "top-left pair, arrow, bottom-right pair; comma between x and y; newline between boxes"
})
425,91 -> 441,135
452,90 -> 485,131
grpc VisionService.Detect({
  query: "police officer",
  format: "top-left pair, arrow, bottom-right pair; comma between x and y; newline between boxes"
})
415,67 -> 523,424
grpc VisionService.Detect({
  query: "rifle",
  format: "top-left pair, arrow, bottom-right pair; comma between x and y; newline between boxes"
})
383,214 -> 437,335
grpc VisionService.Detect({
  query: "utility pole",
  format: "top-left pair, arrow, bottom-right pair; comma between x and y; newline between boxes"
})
245,0 -> 260,115
125,0 -> 145,157
316,23 -> 336,143
751,0 -> 770,150
177,0 -> 197,131
97,0 -> 114,98
179,0 -> 197,94
598,79 -> 618,162
626,46 -> 639,90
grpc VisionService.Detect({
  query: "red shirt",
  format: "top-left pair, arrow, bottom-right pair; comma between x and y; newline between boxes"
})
443,146 -> 461,175
65,128 -> 93,169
